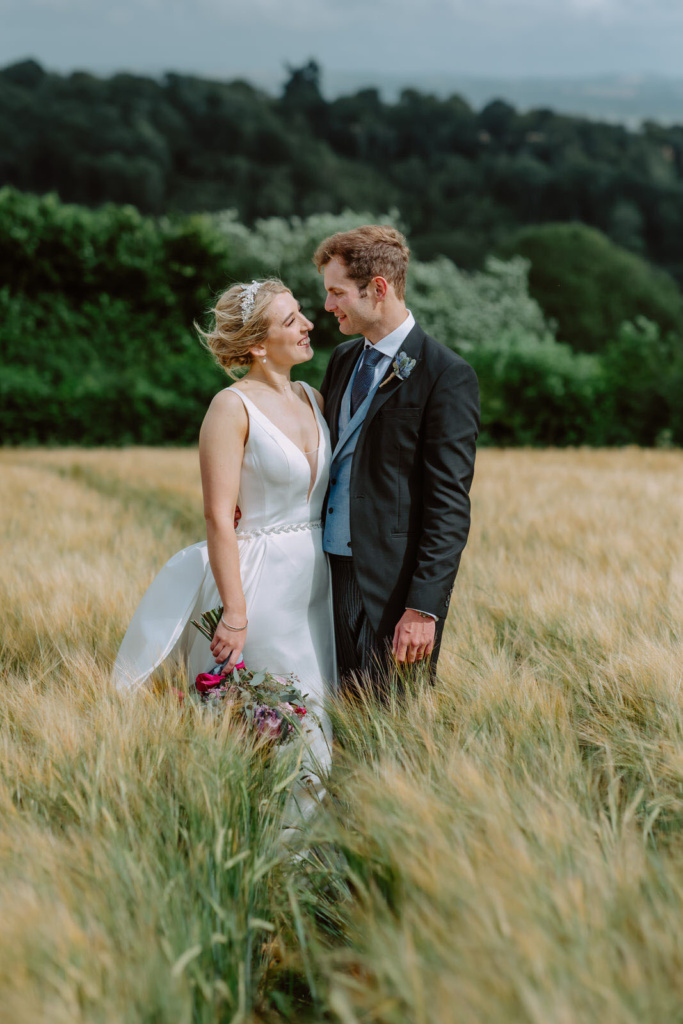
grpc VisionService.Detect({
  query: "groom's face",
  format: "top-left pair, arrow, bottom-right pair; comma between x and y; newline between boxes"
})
323,257 -> 377,337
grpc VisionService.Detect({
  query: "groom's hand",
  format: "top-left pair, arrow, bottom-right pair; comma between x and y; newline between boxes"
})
392,610 -> 436,664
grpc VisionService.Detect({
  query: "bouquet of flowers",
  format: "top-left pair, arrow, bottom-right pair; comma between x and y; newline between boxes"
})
189,604 -> 310,746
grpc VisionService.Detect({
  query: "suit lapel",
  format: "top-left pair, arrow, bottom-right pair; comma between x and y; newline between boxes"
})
356,323 -> 426,452
326,338 -> 364,450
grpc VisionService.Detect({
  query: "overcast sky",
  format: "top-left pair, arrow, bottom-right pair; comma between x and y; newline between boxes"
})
2,0 -> 682,83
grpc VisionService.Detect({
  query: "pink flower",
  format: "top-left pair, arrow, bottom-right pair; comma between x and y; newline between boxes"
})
195,673 -> 224,693
276,702 -> 306,731
196,661 -> 246,693
172,687 -> 185,703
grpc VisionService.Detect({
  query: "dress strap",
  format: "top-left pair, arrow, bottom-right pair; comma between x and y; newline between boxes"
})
221,386 -> 257,447
224,385 -> 282,439
222,386 -> 279,430
222,385 -> 320,463
223,385 -> 251,413
297,380 -> 323,427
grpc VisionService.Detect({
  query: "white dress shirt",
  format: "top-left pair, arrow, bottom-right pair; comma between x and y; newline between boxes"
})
359,311 -> 437,623
361,310 -> 416,389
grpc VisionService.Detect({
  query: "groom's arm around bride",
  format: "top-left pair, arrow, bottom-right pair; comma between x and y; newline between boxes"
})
315,225 -> 480,690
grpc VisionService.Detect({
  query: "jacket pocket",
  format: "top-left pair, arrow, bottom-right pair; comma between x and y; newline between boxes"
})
375,407 -> 421,449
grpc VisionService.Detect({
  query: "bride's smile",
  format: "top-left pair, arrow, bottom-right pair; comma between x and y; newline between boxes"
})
255,292 -> 315,370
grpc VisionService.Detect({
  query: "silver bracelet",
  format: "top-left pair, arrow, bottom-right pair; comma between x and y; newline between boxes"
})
221,615 -> 247,632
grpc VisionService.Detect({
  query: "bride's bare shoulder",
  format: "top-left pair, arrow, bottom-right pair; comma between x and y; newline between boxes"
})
200,387 -> 248,441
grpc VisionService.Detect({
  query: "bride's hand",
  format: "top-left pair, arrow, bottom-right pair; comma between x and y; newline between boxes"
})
210,619 -> 247,674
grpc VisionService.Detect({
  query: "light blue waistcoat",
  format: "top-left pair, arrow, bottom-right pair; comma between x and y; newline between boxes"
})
322,360 -> 382,556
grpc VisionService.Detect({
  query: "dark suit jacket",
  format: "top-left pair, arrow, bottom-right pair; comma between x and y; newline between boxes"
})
320,320 -> 480,641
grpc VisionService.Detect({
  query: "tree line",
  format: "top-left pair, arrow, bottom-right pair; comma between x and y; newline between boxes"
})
1,58 -> 683,286
1,189 -> 680,448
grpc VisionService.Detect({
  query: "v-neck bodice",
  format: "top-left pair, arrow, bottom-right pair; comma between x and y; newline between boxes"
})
226,382 -> 331,533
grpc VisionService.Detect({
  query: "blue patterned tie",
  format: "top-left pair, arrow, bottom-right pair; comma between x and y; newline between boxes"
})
350,346 -> 384,417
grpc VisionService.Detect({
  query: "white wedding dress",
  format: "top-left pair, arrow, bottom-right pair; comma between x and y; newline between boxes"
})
113,381 -> 336,825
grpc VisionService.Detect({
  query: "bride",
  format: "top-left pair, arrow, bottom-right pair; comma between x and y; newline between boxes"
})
113,278 -> 336,821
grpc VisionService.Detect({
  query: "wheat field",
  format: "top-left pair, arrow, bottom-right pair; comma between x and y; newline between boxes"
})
1,446 -> 682,1024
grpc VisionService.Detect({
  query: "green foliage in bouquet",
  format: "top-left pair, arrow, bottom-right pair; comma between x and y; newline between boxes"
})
189,604 -> 223,641
192,667 -> 311,745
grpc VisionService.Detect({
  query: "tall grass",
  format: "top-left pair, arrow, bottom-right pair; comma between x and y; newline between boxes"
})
1,447 -> 682,1022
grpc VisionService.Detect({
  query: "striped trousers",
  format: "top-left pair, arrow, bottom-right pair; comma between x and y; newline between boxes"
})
329,555 -> 443,697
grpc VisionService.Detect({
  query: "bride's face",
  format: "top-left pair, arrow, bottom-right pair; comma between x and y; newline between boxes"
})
259,292 -> 314,368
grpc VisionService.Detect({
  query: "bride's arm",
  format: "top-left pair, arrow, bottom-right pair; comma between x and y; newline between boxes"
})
199,390 -> 249,672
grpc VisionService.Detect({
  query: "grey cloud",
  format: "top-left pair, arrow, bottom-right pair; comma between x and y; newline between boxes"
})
0,0 -> 680,79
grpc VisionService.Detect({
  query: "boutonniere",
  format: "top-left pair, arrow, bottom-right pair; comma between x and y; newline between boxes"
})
379,351 -> 417,388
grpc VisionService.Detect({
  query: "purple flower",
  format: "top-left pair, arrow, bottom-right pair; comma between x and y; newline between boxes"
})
254,705 -> 285,740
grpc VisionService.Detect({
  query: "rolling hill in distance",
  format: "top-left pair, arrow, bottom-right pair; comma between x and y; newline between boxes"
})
248,69 -> 683,127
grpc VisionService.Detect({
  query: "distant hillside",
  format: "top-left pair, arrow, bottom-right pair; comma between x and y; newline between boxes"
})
330,73 -> 683,129
1,58 -> 683,282
251,70 -> 683,128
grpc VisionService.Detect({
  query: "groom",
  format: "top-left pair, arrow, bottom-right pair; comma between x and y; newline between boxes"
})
316,225 -> 480,691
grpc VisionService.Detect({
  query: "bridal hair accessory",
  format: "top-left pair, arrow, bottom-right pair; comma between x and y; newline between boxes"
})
240,281 -> 262,322
379,350 -> 417,388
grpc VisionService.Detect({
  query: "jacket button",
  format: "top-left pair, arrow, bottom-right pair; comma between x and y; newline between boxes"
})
347,542 -> 352,548
331,478 -> 337,485
328,508 -> 334,514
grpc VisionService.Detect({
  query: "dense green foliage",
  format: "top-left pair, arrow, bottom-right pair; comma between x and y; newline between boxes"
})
502,223 -> 683,352
0,189 -> 231,443
1,187 -> 681,447
2,58 -> 683,286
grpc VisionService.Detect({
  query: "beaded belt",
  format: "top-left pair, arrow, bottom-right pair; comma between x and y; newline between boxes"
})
236,519 -> 322,541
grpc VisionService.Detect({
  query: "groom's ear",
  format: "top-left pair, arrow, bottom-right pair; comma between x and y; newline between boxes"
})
372,276 -> 389,301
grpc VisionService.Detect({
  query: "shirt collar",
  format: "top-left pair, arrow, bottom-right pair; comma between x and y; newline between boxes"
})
363,310 -> 415,358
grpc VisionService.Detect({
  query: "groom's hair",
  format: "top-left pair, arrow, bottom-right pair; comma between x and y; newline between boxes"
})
313,225 -> 410,300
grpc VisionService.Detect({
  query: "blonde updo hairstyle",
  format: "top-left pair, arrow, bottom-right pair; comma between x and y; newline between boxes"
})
197,278 -> 292,378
